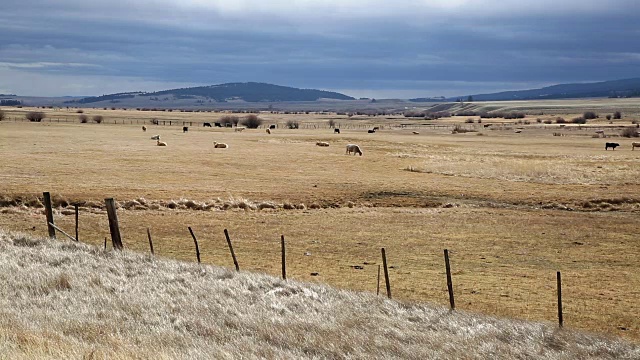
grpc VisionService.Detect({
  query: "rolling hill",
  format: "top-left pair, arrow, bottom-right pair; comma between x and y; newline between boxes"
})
1,228 -> 638,359
70,82 -> 355,104
445,78 -> 640,102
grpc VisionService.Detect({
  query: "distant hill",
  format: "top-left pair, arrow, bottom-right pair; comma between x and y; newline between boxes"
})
69,82 -> 354,104
448,78 -> 640,101
408,96 -> 446,102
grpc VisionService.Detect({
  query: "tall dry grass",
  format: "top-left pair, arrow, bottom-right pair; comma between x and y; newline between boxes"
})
0,229 -> 638,359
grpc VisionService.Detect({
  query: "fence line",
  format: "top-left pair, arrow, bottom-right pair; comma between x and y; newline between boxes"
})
35,191 -> 616,332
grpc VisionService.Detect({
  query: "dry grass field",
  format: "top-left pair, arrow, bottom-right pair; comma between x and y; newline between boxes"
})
3,229 -> 638,359
1,104 -> 639,345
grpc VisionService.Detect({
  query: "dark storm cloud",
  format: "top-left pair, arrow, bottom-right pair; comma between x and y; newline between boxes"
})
1,0 -> 639,97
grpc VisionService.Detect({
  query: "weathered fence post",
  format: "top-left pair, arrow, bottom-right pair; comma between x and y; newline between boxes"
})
74,204 -> 79,242
147,227 -> 154,255
376,264 -> 381,296
224,229 -> 240,271
188,227 -> 201,263
281,235 -> 286,280
104,237 -> 107,250
43,192 -> 56,239
104,198 -> 123,250
557,271 -> 563,328
381,248 -> 391,299
444,249 -> 455,310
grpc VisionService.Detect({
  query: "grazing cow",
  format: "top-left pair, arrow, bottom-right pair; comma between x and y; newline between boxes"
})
269,124 -> 277,129
367,129 -> 376,133
605,142 -> 620,150
183,126 -> 189,133
483,124 -> 491,128
150,135 -> 160,140
266,128 -> 271,134
412,131 -> 420,134
373,126 -> 379,131
203,122 -> 212,127
334,128 -> 340,134
142,126 -> 147,132
346,144 -> 363,156
632,142 -> 640,150
316,141 -> 330,147
214,122 -> 222,127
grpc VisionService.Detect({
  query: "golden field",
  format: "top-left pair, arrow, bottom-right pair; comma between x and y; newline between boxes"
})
1,104 -> 639,341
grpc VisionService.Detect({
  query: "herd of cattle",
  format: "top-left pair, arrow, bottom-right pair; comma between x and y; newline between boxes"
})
142,123 -> 639,152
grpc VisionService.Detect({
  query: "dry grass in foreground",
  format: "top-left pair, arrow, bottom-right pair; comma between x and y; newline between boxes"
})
0,229 -> 638,359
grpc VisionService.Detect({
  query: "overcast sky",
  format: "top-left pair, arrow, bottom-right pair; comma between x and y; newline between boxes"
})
1,0 -> 639,98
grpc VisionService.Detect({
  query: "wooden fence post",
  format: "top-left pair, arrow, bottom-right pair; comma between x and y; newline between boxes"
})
43,192 -> 56,239
444,249 -> 455,310
147,228 -> 154,255
104,198 -> 123,250
381,248 -> 391,299
376,264 -> 381,296
104,237 -> 107,250
224,229 -> 240,271
74,204 -> 79,242
281,235 -> 286,280
188,227 -> 201,263
557,271 -> 563,328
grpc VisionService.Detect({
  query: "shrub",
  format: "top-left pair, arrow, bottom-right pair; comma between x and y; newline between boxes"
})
621,127 -> 639,138
465,118 -> 474,123
286,120 -> 299,129
451,124 -> 476,134
613,111 -> 622,119
606,114 -> 612,120
111,107 -> 116,110
504,112 -> 526,119
76,109 -> 84,114
220,115 -> 239,127
555,117 -> 566,124
26,111 -> 45,122
92,115 -> 103,124
524,120 -> 531,125
536,118 -> 542,123
455,111 -> 477,117
79,115 -> 88,123
543,119 -> 553,124
0,110 -> 4,121
328,119 -> 336,128
571,117 -> 586,124
583,111 -> 598,120
240,114 -> 262,129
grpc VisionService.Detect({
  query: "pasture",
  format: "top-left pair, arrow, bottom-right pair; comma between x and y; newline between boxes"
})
0,105 -> 639,341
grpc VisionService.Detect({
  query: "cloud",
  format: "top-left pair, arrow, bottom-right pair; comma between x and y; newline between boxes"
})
0,1 -> 639,97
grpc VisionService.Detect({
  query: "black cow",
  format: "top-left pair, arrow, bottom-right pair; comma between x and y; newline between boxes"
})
203,122 -> 212,127
214,122 -> 222,127
334,128 -> 340,134
367,129 -> 376,133
605,142 -> 620,150
269,124 -> 277,129
372,126 -> 379,131
183,126 -> 189,133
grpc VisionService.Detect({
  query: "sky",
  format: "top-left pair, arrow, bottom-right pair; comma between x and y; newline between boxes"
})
1,0 -> 639,98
